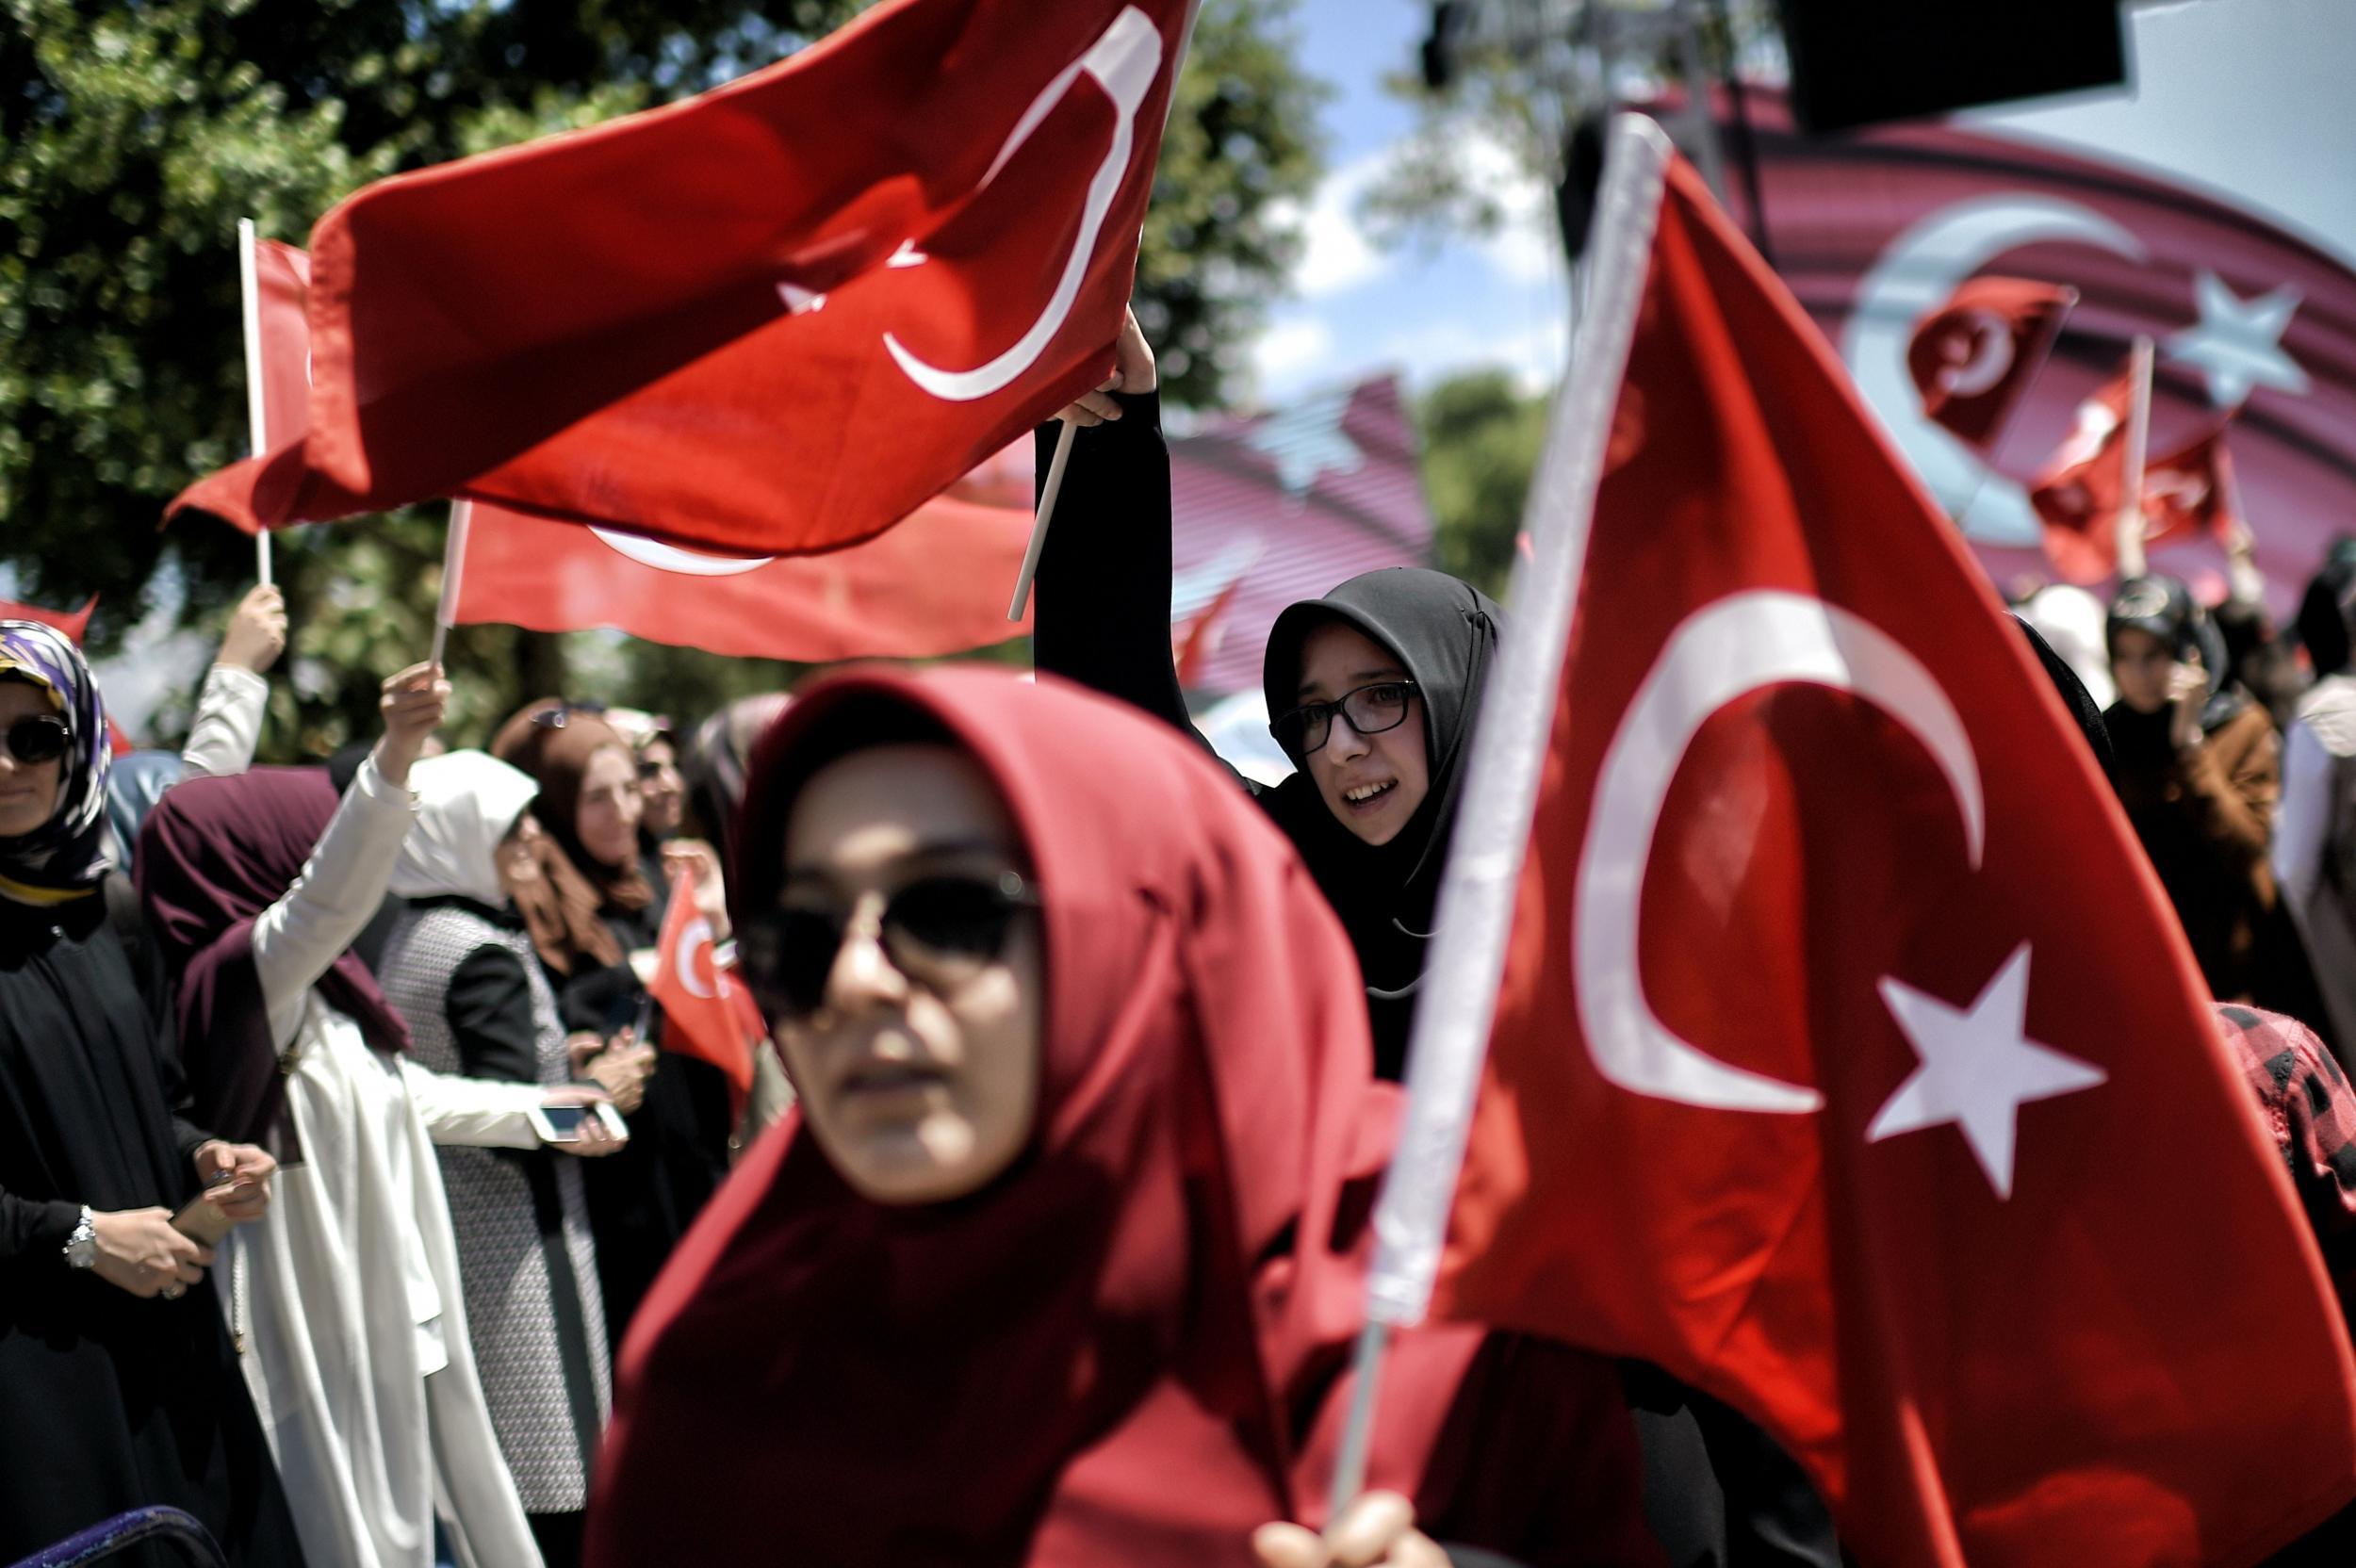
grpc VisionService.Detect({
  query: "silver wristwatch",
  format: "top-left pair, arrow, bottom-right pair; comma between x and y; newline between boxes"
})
62,1205 -> 97,1270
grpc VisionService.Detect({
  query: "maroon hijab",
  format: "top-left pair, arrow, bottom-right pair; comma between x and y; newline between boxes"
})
587,667 -> 1393,1566
138,767 -> 411,1150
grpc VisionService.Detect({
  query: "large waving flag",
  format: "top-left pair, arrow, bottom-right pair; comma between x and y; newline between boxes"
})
1367,119 -> 2356,1566
207,238 -> 1040,658
173,0 -> 1190,560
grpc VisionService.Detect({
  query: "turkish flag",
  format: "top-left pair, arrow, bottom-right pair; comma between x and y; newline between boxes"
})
2026,363 -> 2135,581
172,0 -> 1187,561
648,874 -> 757,1105
1905,276 -> 2073,450
447,484 -> 1035,661
247,237 -> 312,451
1661,88 -> 2356,612
1417,138 -> 2356,1565
2138,425 -> 2241,554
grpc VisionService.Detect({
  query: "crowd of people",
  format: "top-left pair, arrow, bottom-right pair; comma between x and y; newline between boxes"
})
8,308 -> 2356,1568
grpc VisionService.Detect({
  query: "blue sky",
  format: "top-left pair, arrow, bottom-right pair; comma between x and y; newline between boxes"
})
1252,0 -> 2356,404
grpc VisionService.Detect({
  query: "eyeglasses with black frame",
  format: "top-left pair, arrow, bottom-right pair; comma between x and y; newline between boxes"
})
1269,679 -> 1419,760
3,714 -> 70,766
737,870 -> 1039,1021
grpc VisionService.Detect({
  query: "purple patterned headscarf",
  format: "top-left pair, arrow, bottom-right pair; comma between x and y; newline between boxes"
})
0,619 -> 114,903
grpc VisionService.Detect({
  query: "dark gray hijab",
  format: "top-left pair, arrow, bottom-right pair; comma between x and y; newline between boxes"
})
1260,567 -> 1502,1078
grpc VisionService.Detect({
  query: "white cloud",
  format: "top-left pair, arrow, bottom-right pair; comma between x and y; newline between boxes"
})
1272,149 -> 1393,299
1454,132 -> 1562,287
1252,314 -> 1338,387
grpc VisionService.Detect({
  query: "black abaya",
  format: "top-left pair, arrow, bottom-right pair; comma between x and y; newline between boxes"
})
0,890 -> 301,1567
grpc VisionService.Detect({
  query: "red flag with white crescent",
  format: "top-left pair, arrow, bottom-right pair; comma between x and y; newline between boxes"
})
649,874 -> 756,1105
202,240 -> 1042,658
1904,275 -> 2073,450
170,0 -> 1190,562
2138,424 -> 2241,554
2026,362 -> 2135,580
1370,122 -> 2356,1567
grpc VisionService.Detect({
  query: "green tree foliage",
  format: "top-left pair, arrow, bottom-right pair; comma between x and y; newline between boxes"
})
1415,368 -> 1547,604
3,0 -> 1322,756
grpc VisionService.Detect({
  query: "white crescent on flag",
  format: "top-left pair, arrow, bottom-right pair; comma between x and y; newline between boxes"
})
1574,590 -> 1988,1114
883,6 -> 1164,402
677,916 -> 718,1000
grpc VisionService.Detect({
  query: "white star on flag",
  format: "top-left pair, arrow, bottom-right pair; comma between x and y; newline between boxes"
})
2164,270 -> 2308,408
1867,943 -> 2106,1200
1247,384 -> 1364,498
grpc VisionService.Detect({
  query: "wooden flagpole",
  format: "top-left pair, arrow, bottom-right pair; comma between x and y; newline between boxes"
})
429,498 -> 472,667
237,218 -> 273,587
1006,416 -> 1078,621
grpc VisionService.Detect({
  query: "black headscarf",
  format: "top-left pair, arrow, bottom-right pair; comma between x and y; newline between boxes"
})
2297,553 -> 2356,681
1258,567 -> 1503,1079
2014,614 -> 2116,783
2103,573 -> 2248,763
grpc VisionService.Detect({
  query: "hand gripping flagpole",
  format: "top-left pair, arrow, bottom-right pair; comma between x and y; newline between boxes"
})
428,498 -> 472,668
1327,114 -> 1676,1519
1007,415 -> 1079,620
237,217 -> 274,588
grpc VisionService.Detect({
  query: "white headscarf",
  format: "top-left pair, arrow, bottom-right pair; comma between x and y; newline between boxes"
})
390,750 -> 538,906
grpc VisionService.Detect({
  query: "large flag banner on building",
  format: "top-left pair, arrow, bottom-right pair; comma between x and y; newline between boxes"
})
1686,90 -> 2356,607
1367,119 -> 2356,1567
172,0 -> 1192,562
1166,374 -> 1433,696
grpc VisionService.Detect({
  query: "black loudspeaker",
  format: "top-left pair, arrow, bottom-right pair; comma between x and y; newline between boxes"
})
1778,0 -> 2127,134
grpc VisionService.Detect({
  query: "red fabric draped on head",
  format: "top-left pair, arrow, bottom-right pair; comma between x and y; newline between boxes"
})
585,666 -> 1386,1567
137,767 -> 412,1150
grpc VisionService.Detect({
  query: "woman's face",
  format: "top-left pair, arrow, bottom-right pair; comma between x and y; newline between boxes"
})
2110,627 -> 2177,714
0,679 -> 64,839
496,812 -> 546,889
772,743 -> 1040,1205
1295,621 -> 1431,845
575,744 -> 644,868
638,739 -> 685,837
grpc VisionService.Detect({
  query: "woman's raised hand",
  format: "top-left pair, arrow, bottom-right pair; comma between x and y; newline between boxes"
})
1055,306 -> 1157,428
1252,1493 -> 1448,1568
90,1208 -> 211,1299
372,662 -> 450,787
218,583 -> 288,675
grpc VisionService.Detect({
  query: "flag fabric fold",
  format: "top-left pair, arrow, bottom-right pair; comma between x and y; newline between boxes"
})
171,0 -> 1190,562
1369,116 -> 2356,1568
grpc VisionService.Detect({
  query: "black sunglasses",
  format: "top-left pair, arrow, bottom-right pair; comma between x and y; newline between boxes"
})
3,713 -> 69,766
737,870 -> 1039,1021
1270,679 -> 1419,760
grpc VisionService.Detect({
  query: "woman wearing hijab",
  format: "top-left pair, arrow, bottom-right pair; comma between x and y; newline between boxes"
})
587,666 -> 1661,1568
377,751 -> 621,1567
1034,316 -> 1497,1084
2275,553 -> 2356,1053
491,700 -> 733,1350
2102,574 -> 2284,1002
138,665 -> 547,1568
1033,320 -> 1841,1567
0,621 -> 300,1567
